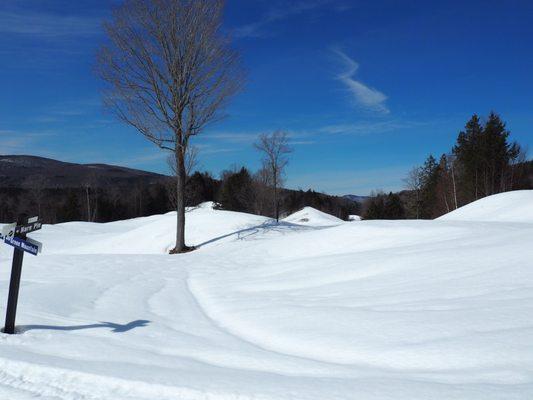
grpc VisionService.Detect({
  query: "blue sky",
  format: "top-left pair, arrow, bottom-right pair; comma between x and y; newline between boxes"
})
1,0 -> 532,195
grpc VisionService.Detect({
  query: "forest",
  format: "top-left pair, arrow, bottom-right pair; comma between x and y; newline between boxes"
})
363,112 -> 532,219
0,113 -> 530,224
0,165 -> 360,224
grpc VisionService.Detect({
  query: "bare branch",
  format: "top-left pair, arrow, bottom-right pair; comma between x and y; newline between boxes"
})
97,0 -> 244,252
253,130 -> 293,221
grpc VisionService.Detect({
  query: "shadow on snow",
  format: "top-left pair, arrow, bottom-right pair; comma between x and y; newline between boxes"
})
17,319 -> 150,333
196,220 -> 316,248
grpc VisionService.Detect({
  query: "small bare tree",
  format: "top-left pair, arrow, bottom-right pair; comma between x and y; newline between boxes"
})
404,166 -> 422,219
254,131 -> 292,222
27,175 -> 48,218
252,165 -> 273,216
446,153 -> 458,210
97,0 -> 244,253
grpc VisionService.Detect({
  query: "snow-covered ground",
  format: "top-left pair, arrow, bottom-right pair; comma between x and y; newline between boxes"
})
438,189 -> 533,223
1,193 -> 533,399
282,206 -> 344,226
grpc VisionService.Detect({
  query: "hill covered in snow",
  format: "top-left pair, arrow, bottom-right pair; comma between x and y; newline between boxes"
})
1,192 -> 533,399
282,206 -> 344,226
438,190 -> 533,223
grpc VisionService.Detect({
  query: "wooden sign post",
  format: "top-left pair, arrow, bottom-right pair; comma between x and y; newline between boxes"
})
2,214 -> 43,334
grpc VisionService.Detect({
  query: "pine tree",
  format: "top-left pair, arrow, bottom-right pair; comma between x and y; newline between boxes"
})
419,155 -> 439,218
363,193 -> 386,220
384,192 -> 405,219
453,114 -> 483,202
217,167 -> 255,212
454,112 -> 521,203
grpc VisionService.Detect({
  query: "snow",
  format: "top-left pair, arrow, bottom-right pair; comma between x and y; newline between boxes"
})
349,214 -> 362,221
1,194 -> 533,399
438,190 -> 533,223
282,206 -> 344,226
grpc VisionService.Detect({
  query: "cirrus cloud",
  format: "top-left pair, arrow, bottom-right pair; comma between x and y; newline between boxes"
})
333,48 -> 389,114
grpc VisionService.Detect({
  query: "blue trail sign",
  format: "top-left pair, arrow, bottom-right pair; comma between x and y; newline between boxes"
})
2,214 -> 43,334
4,235 -> 41,256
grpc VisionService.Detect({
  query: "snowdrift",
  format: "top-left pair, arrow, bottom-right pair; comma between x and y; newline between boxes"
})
5,202 -> 270,256
1,201 -> 533,399
438,190 -> 533,223
282,206 -> 344,226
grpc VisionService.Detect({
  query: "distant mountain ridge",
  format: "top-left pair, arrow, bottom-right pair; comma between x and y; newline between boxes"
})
343,194 -> 370,204
0,155 -> 361,224
0,155 -> 169,188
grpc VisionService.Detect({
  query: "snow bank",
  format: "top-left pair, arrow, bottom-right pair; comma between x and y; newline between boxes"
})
282,206 -> 344,226
438,190 -> 533,223
1,203 -> 533,399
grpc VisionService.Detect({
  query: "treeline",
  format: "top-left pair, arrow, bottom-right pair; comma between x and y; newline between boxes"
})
363,112 -> 532,219
0,168 -> 359,224
215,166 -> 359,219
0,184 -> 171,224
362,192 -> 406,220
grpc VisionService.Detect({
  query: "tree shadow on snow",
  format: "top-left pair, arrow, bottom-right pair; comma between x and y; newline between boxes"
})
17,319 -> 150,334
196,220 -> 316,248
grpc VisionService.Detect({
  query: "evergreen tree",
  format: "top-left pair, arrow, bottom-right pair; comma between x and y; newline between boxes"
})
186,172 -> 218,206
59,190 -> 82,222
419,155 -> 439,218
363,194 -> 386,219
217,167 -> 255,212
453,114 -> 483,202
383,192 -> 405,219
481,112 -> 520,195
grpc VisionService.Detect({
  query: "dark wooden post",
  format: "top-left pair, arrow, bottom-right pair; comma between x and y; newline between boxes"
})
3,214 -> 27,334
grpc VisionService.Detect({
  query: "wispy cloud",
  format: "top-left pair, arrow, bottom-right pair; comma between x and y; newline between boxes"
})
0,129 -> 58,154
33,98 -> 103,124
208,130 -> 315,147
0,10 -> 101,37
318,120 -> 428,135
233,0 -> 335,39
209,132 -> 259,144
333,48 -> 389,114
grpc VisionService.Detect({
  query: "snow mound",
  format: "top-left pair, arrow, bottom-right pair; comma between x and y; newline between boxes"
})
348,214 -> 362,221
2,203 -> 533,399
7,204 -> 270,256
438,190 -> 533,223
282,206 -> 344,226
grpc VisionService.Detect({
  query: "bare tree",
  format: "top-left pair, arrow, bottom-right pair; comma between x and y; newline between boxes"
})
404,166 -> 422,219
167,145 -> 200,178
97,0 -> 244,253
27,175 -> 48,218
85,183 -> 91,222
252,165 -> 273,216
166,145 -> 200,209
447,153 -> 458,210
254,131 -> 292,222
84,172 -> 100,222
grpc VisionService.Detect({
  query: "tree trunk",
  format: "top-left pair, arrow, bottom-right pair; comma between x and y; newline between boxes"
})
172,146 -> 187,253
451,164 -> 458,209
86,185 -> 91,222
443,193 -> 450,213
273,167 -> 279,222
415,190 -> 419,219
474,170 -> 478,201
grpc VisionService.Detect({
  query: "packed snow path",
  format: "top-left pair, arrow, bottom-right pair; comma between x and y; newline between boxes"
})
1,196 -> 533,399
